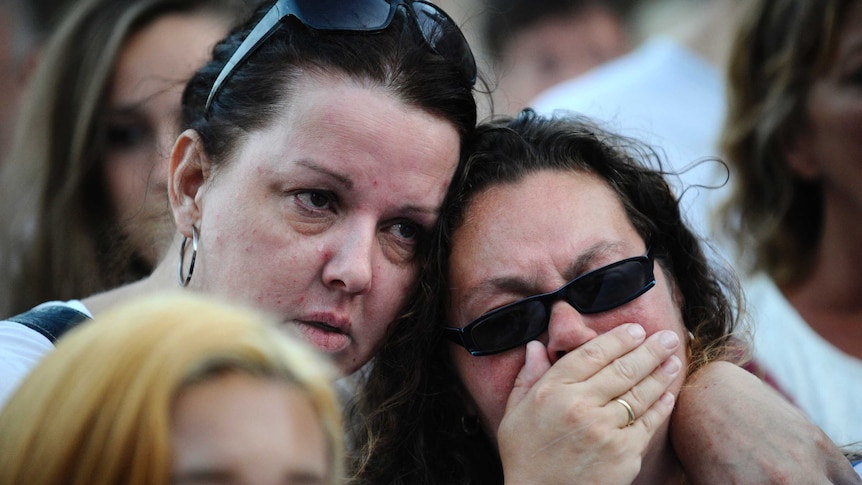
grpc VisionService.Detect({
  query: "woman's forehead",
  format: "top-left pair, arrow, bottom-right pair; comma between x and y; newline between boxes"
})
451,170 -> 637,274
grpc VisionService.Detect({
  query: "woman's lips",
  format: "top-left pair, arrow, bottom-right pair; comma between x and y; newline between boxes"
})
294,320 -> 351,353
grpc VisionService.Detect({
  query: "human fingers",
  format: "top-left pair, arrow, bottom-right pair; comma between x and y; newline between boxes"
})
582,329 -> 681,403
546,323 -> 647,384
608,353 -> 682,428
506,340 -> 552,412
631,391 -> 676,437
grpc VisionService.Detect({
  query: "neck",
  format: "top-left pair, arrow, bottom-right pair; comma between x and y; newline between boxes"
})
82,234 -> 185,316
781,193 -> 862,358
632,424 -> 686,485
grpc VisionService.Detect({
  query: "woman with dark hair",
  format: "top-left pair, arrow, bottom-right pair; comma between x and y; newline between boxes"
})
350,110 -> 861,484
0,0 -> 477,394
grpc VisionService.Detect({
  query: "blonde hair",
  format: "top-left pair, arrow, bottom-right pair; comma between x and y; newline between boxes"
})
0,292 -> 344,485
718,0 -> 850,285
0,0 -> 252,316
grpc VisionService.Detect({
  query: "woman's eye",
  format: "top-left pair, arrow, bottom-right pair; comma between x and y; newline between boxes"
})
295,191 -> 333,209
390,221 -> 420,241
106,122 -> 150,150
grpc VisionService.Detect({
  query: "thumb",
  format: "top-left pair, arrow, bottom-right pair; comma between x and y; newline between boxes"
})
506,340 -> 551,411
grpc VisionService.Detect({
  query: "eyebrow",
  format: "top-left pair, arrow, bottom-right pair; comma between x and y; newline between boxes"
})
295,160 -> 353,190
106,97 -> 183,129
293,160 -> 439,219
561,242 -> 626,281
172,469 -> 234,484
172,469 -> 326,485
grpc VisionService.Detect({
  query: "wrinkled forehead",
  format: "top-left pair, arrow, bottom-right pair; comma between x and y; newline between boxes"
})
450,169 -> 634,268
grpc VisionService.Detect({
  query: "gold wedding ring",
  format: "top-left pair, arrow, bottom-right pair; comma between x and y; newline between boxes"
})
615,398 -> 636,427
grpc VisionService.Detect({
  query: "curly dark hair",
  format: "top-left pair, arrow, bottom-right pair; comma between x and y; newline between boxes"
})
348,110 -> 743,484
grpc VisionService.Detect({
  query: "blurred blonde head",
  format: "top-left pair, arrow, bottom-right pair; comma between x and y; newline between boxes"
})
0,292 -> 344,485
719,0 -> 854,285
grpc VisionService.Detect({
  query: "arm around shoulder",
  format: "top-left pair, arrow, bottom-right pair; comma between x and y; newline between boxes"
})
671,361 -> 860,484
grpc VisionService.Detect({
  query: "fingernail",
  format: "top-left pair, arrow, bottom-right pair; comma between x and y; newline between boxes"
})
627,323 -> 645,340
661,355 -> 681,375
661,391 -> 675,406
660,330 -> 679,349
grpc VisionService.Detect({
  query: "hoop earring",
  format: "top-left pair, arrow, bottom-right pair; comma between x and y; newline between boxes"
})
177,226 -> 199,287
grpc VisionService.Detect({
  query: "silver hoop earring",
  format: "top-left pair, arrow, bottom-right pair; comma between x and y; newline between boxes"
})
177,226 -> 199,287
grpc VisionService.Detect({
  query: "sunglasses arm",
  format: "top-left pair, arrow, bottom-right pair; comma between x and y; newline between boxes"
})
205,0 -> 291,112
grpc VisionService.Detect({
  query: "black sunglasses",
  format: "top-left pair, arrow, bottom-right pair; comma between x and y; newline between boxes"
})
205,0 -> 477,113
444,249 -> 655,356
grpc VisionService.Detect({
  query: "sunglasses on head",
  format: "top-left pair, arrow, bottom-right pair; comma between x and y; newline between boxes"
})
444,248 -> 655,356
205,0 -> 477,113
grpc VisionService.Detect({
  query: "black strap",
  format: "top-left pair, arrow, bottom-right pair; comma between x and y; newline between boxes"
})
6,305 -> 92,344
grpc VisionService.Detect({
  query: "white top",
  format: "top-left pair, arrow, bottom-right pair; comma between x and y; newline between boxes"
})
744,273 -> 862,447
530,37 -> 732,260
0,300 -> 92,409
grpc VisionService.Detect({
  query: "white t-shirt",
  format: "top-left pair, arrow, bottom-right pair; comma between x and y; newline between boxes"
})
0,300 -> 92,409
744,273 -> 862,447
530,36 -> 733,261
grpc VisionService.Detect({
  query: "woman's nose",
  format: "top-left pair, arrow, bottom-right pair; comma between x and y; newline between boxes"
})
546,301 -> 598,365
321,225 -> 375,295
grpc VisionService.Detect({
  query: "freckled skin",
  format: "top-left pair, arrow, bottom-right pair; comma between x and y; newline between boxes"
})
447,170 -> 687,474
182,73 -> 461,374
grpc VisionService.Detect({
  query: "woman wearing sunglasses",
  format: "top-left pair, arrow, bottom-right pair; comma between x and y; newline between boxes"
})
349,110 -> 861,484
0,1 -> 852,480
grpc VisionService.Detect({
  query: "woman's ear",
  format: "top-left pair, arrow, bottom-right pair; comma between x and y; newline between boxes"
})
169,129 -> 210,237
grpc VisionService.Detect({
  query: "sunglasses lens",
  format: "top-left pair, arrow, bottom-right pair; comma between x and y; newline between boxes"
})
292,0 -> 392,29
411,2 -> 477,83
567,260 -> 652,313
470,300 -> 547,354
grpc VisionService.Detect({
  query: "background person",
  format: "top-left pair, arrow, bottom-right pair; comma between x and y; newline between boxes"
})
0,292 -> 343,485
482,0 -> 638,115
0,0 -> 76,167
0,0 -> 39,169
0,0 -> 256,316
718,0 -> 862,448
530,0 -> 747,260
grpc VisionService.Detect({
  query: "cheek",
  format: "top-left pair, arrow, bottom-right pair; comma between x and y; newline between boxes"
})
102,156 -> 148,214
452,347 -> 524,437
636,280 -> 690,372
369,252 -> 420,307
